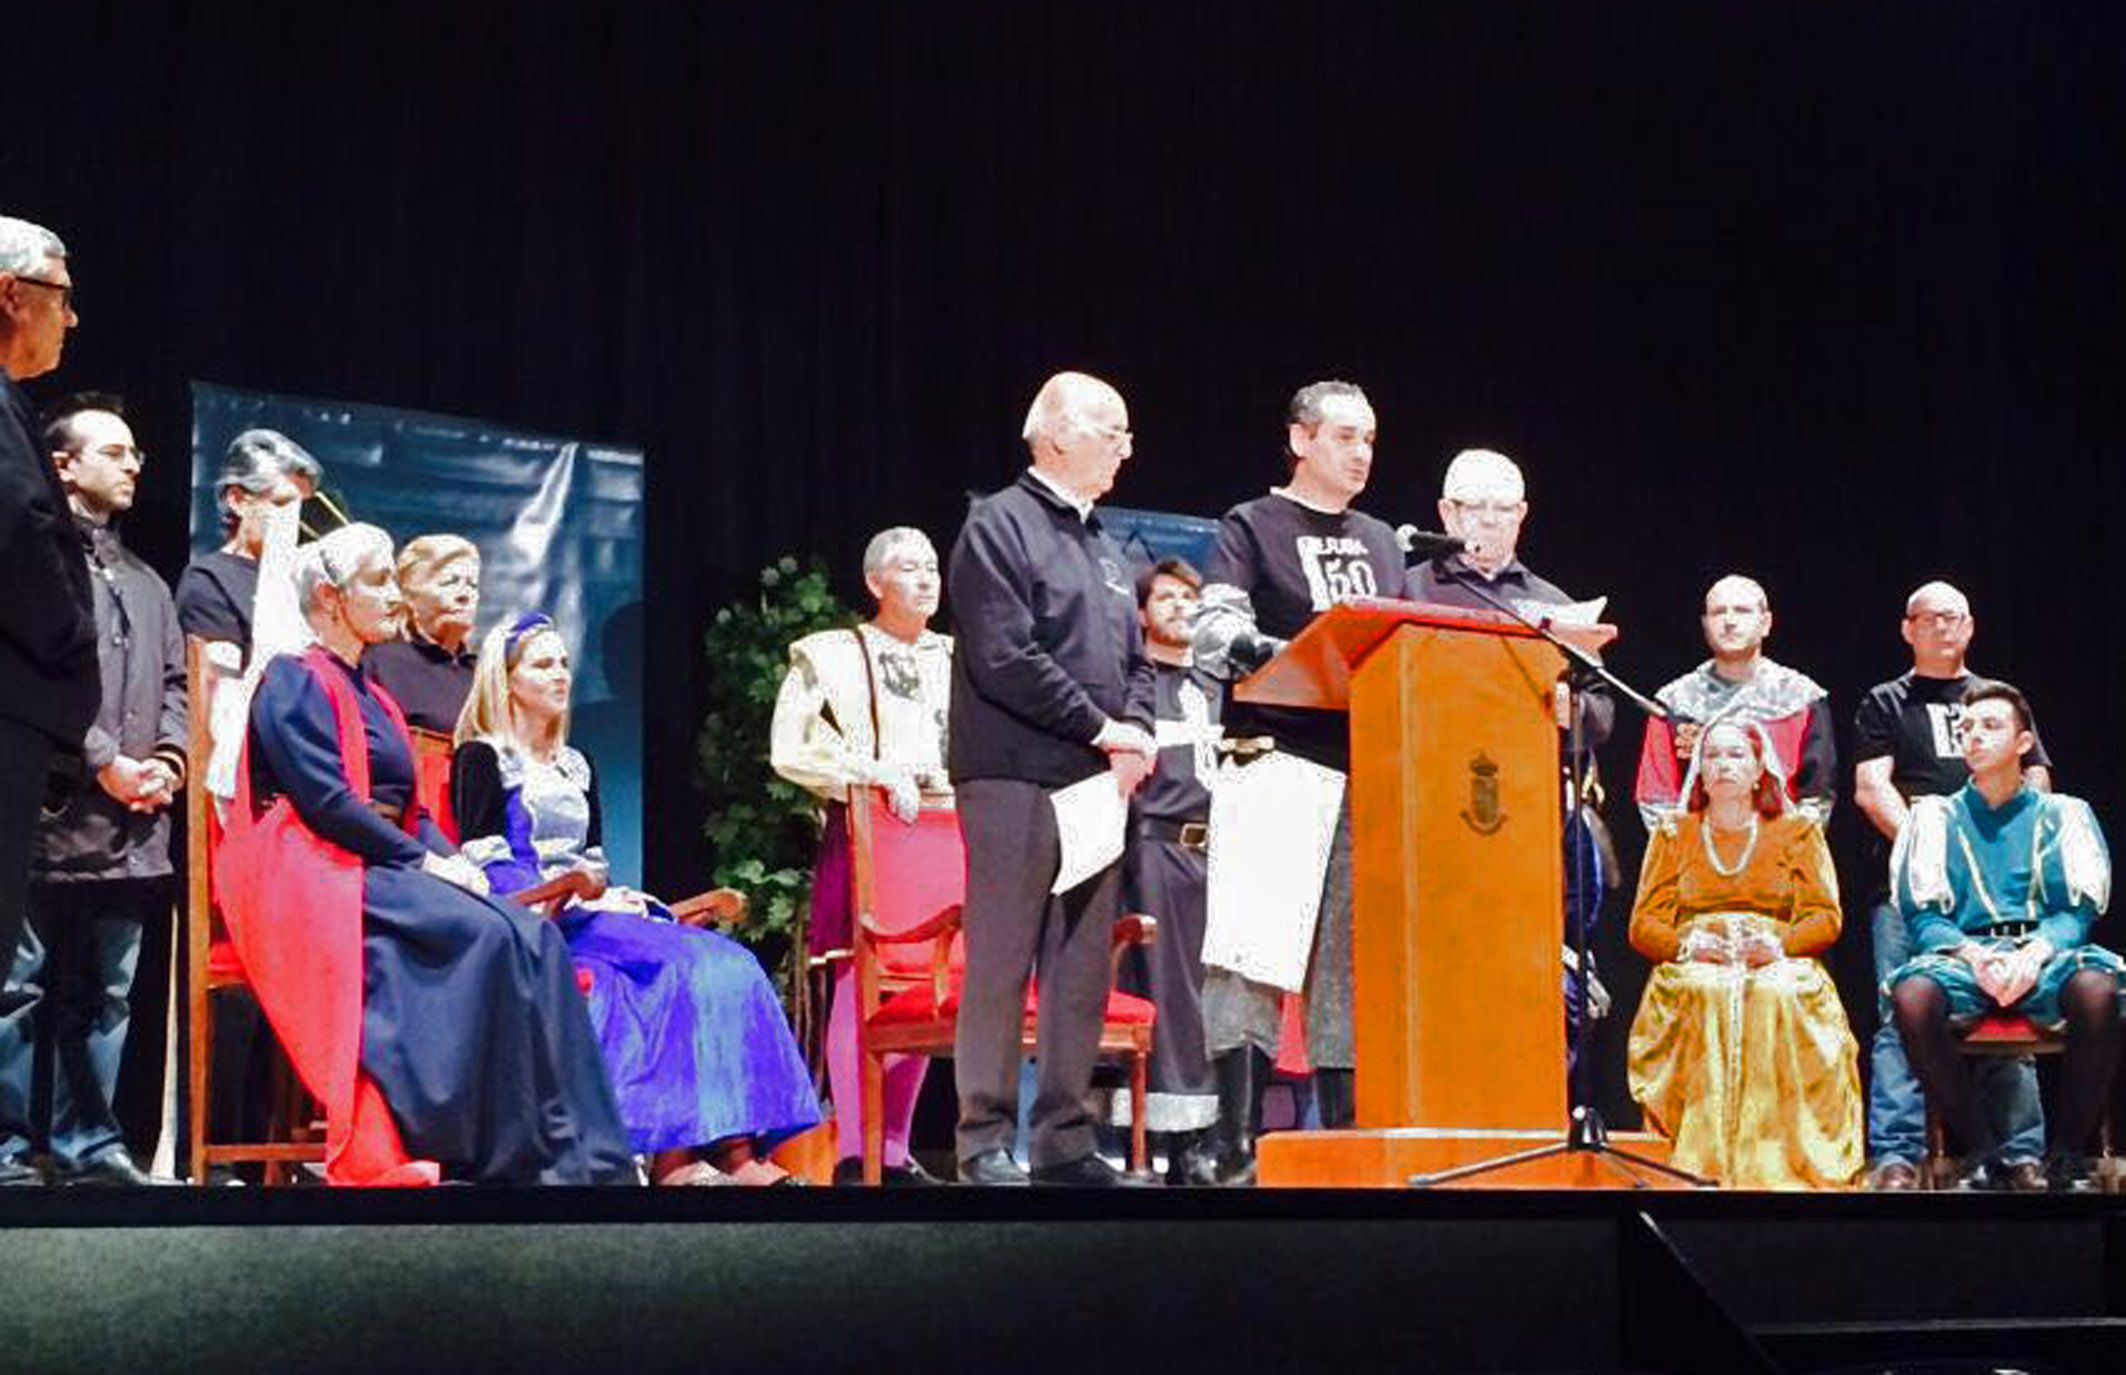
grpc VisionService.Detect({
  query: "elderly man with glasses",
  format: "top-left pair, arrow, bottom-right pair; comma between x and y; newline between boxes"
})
0,217 -> 100,1189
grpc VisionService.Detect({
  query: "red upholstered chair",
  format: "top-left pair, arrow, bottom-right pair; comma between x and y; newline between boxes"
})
407,726 -> 459,844
1923,1010 -> 2114,1190
846,789 -> 1157,1185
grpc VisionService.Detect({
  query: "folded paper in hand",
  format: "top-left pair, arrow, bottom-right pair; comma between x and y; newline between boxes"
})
1050,772 -> 1128,895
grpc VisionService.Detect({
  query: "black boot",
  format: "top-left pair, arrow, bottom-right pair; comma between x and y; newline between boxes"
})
1314,1068 -> 1355,1130
1207,1048 -> 1263,1186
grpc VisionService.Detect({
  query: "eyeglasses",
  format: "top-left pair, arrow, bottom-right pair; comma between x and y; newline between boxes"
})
62,443 -> 144,466
13,277 -> 74,309
1086,424 -> 1132,447
1905,611 -> 1968,627
1448,498 -> 1521,518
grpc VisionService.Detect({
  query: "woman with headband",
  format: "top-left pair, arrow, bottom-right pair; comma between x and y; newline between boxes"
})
217,525 -> 637,1185
453,613 -> 820,1185
1625,715 -> 1863,1189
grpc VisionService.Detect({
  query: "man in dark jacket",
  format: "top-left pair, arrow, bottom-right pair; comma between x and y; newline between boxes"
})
1,396 -> 182,1186
947,371 -> 1157,1186
0,218 -> 99,1189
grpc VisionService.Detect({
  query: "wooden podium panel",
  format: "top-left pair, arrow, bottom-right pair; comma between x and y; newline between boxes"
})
1236,600 -> 1619,1162
1347,624 -> 1566,1131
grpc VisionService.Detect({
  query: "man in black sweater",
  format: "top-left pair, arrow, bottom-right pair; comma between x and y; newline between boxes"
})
947,371 -> 1157,1187
0,217 -> 99,1191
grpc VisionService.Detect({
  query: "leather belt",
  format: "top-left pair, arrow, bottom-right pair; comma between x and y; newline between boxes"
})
1140,817 -> 1209,851
1979,921 -> 2038,940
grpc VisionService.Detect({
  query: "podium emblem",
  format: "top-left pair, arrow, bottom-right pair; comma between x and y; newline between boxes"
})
1460,752 -> 1506,835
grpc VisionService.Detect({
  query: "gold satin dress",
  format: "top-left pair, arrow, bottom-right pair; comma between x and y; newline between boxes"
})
1626,812 -> 1863,1189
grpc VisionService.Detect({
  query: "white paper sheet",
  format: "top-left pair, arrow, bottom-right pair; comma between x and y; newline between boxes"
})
1201,752 -> 1346,991
1049,772 -> 1129,895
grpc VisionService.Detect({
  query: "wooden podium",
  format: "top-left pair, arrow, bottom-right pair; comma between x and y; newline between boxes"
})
1241,600 -> 1669,1187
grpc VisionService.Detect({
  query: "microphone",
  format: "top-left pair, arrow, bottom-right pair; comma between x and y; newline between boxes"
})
1395,525 -> 1466,559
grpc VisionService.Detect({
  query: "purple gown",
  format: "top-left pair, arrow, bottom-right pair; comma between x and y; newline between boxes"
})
452,739 -> 820,1154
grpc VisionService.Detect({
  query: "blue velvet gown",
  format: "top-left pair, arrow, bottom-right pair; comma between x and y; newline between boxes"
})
452,739 -> 821,1156
248,655 -> 638,1184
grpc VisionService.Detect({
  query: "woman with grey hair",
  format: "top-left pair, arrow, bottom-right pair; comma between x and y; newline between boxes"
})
173,428 -> 325,654
214,523 -> 636,1185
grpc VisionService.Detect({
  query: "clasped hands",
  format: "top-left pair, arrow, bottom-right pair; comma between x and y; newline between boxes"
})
1958,938 -> 2051,1009
1678,923 -> 1784,969
1093,718 -> 1157,799
97,755 -> 178,814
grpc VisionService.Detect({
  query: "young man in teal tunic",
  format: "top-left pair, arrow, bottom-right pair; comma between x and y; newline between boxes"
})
1887,680 -> 2123,1191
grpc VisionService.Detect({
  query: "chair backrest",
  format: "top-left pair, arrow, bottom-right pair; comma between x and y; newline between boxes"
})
184,636 -> 245,963
848,790 -> 966,984
407,726 -> 457,842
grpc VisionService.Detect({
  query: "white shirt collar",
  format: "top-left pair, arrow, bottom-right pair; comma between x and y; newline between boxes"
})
1026,466 -> 1095,522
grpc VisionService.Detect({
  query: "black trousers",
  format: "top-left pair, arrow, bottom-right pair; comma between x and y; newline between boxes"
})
954,777 -> 1122,1169
0,718 -> 57,1009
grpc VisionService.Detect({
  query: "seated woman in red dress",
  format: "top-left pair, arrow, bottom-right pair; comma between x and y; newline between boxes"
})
217,523 -> 636,1185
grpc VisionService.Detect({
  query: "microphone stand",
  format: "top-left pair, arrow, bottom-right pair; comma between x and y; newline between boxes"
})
1406,558 -> 1714,1190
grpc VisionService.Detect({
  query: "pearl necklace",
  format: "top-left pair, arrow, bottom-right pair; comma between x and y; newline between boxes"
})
1701,813 -> 1760,878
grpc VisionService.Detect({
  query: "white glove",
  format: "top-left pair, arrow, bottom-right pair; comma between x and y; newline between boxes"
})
880,768 -> 922,824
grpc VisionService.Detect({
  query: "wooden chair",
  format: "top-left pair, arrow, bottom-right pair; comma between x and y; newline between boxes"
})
184,636 -> 324,1185
1923,1010 -> 2113,1190
846,789 -> 1157,1185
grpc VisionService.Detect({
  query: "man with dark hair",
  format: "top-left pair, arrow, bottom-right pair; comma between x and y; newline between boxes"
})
1123,557 -> 1223,1183
0,218 -> 100,1188
0,395 -> 183,1185
1886,679 -> 2120,1192
1192,379 -> 1405,1179
947,370 -> 1157,1187
1855,581 -> 2050,1191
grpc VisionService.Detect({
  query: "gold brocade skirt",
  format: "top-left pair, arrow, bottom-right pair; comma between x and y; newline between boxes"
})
1627,957 -> 1864,1190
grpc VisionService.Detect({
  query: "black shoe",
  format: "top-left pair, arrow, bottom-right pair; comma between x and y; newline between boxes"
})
834,1156 -> 947,1188
59,1151 -> 175,1188
957,1149 -> 1030,1186
0,1156 -> 44,1187
1945,1158 -> 2001,1193
1029,1153 -> 1146,1187
1165,1135 -> 1224,1188
2044,1154 -> 2100,1194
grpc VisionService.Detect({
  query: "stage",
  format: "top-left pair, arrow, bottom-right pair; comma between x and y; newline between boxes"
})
5,1185 -> 2124,1374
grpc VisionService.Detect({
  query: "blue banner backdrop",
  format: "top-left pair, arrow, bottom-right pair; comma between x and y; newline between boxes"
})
189,381 -> 647,883
1099,505 -> 1218,577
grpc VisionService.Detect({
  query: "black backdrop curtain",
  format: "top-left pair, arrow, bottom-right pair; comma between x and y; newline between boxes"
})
13,1 -> 2125,1124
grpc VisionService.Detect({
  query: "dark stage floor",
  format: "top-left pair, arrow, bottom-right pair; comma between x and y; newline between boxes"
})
6,1186 -> 2125,1374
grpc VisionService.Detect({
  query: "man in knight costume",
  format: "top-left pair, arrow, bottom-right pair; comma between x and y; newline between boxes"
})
1634,574 -> 1835,830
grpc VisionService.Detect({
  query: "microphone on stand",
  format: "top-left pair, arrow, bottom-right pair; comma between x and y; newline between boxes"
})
1395,525 -> 1467,560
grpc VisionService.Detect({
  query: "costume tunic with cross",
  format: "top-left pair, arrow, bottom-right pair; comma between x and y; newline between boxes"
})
1634,658 -> 1836,828
1888,784 -> 2120,1028
455,739 -> 820,1156
1626,809 -> 1863,1189
1120,659 -> 1223,1131
770,621 -> 952,1170
221,649 -> 635,1184
1194,489 -> 1407,1070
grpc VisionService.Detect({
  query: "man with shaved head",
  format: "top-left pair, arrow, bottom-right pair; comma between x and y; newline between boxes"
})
945,371 -> 1156,1186
1633,574 -> 1834,827
1854,581 -> 2053,1190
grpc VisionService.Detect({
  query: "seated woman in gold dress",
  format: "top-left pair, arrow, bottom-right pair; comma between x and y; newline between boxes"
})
1626,717 -> 1863,1189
